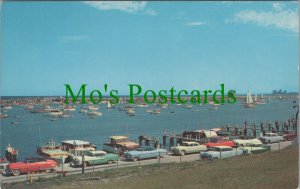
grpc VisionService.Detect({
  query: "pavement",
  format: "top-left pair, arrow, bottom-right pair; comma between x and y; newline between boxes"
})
0,140 -> 294,184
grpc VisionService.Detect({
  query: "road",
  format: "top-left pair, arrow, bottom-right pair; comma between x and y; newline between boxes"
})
0,140 -> 294,184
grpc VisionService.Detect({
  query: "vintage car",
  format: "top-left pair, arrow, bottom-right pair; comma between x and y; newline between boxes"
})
204,137 -> 235,148
71,150 -> 119,167
283,131 -> 297,141
171,141 -> 207,156
240,143 -> 270,155
7,157 -> 57,176
259,133 -> 284,144
103,136 -> 139,154
233,136 -> 262,147
200,146 -> 246,160
0,158 -> 9,175
124,146 -> 167,161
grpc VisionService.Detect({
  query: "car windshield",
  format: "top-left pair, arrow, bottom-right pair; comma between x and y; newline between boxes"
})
181,143 -> 189,146
210,138 -> 220,143
212,147 -> 221,151
93,153 -> 105,157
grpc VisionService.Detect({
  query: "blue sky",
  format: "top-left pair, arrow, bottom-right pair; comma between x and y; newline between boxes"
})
1,1 -> 298,96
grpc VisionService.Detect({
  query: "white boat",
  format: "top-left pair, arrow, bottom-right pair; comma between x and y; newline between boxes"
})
153,109 -> 160,114
184,104 -> 193,109
87,111 -> 102,116
0,114 -> 8,119
146,109 -> 153,114
88,106 -> 99,111
48,109 -> 64,116
107,101 -> 112,109
244,92 -> 255,108
2,106 -> 12,110
126,109 -> 135,116
256,93 -> 266,105
137,103 -> 148,108
64,106 -> 76,111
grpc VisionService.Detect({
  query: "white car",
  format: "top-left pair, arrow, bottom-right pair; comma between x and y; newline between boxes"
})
233,137 -> 262,147
171,141 -> 207,156
200,146 -> 246,160
259,133 -> 283,144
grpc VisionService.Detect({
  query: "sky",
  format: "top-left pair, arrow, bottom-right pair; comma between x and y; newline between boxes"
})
0,1 -> 299,96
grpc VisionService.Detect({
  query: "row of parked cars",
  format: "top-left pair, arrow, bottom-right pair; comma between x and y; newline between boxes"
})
2,132 -> 293,176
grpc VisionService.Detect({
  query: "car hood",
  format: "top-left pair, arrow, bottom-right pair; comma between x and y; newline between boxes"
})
8,162 -> 25,168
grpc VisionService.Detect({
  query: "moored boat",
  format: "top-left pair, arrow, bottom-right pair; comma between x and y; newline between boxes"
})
103,136 -> 139,154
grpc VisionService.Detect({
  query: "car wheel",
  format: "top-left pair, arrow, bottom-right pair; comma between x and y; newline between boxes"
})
180,151 -> 186,156
45,169 -> 52,173
268,140 -> 271,144
12,169 -> 21,176
132,157 -> 138,162
84,162 -> 89,167
107,160 -> 113,164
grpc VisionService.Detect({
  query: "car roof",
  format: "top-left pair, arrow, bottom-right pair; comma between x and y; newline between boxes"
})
88,150 -> 107,154
182,141 -> 198,144
25,157 -> 46,161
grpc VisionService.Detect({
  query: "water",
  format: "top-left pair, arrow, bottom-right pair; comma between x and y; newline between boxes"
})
1,98 -> 297,160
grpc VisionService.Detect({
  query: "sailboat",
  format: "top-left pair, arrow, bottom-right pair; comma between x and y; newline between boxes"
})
244,92 -> 255,108
256,93 -> 266,105
107,101 -> 112,109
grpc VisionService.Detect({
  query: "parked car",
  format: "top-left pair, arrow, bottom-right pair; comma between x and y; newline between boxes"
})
233,136 -> 262,147
200,146 -> 246,160
7,157 -> 57,176
171,141 -> 207,156
204,137 -> 235,148
240,143 -> 270,155
0,159 -> 9,175
259,133 -> 284,144
283,131 -> 297,141
71,150 -> 119,167
124,147 -> 167,161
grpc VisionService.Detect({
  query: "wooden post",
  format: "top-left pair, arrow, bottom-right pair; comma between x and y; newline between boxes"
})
82,155 -> 85,174
158,152 -> 160,164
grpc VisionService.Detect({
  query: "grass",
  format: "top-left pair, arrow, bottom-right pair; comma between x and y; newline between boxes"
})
3,145 -> 298,189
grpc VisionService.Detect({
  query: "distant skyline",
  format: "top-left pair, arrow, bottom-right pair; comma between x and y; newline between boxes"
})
1,1 -> 299,96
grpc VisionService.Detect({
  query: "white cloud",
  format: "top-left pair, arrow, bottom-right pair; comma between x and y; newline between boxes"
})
229,5 -> 299,33
272,2 -> 284,11
187,22 -> 206,26
83,1 -> 149,14
144,9 -> 158,16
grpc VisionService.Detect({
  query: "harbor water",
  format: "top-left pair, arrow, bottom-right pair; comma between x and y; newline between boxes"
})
0,97 -> 297,160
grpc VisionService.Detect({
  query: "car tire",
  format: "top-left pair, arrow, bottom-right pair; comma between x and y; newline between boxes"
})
132,157 -> 138,162
12,169 -> 21,176
107,160 -> 113,164
84,162 -> 89,167
180,151 -> 186,156
44,169 -> 52,173
268,140 -> 271,144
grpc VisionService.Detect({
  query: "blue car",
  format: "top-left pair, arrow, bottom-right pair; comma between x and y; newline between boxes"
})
124,147 -> 167,161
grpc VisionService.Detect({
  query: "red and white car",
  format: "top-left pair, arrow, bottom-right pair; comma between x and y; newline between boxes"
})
204,137 -> 235,148
283,131 -> 297,141
7,157 -> 57,176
